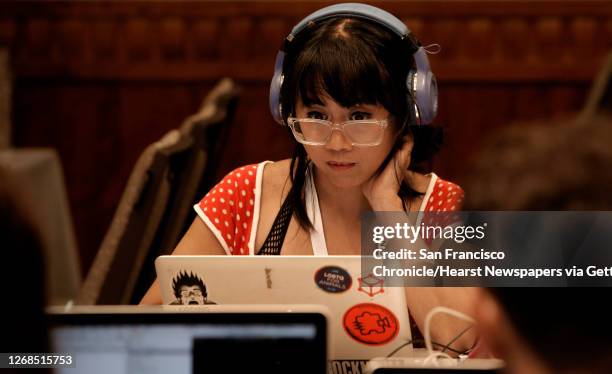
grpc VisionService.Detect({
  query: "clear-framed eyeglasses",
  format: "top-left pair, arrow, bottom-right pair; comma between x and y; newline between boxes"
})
287,117 -> 389,146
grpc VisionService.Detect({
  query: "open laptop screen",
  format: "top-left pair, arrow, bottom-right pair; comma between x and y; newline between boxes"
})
49,308 -> 327,374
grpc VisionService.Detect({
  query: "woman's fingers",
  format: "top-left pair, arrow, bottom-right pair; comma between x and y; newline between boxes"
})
363,135 -> 415,209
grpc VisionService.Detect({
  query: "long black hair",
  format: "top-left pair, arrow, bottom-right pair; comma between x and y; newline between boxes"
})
280,17 -> 442,230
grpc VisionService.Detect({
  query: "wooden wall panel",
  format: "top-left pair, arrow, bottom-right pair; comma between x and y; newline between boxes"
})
1,1 -> 609,273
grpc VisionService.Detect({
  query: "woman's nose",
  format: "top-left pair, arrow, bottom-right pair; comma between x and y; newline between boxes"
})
325,128 -> 352,151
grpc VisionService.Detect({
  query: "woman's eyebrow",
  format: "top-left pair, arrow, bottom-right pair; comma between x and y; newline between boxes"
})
300,95 -> 325,107
303,104 -> 326,110
349,104 -> 375,111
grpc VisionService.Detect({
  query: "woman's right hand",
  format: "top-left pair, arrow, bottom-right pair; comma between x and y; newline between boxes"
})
362,136 -> 414,211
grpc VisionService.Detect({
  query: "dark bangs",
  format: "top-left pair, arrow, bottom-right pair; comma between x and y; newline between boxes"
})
297,38 -> 393,112
282,18 -> 410,124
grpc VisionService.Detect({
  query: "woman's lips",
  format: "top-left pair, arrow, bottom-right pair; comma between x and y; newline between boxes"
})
327,161 -> 356,170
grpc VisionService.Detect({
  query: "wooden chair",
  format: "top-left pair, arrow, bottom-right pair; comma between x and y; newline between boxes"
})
78,78 -> 240,304
130,78 -> 240,304
577,51 -> 612,124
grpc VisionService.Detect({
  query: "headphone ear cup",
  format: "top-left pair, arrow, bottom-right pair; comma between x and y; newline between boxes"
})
269,51 -> 286,125
420,71 -> 438,124
411,48 -> 438,125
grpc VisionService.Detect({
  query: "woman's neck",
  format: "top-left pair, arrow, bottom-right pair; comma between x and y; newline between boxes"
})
312,170 -> 370,218
310,167 -> 433,215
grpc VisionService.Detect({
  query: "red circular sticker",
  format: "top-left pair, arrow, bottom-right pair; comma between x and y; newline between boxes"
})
343,303 -> 399,345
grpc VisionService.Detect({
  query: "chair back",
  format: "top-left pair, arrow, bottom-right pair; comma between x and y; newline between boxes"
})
79,130 -> 190,304
578,51 -> 612,124
79,78 -> 240,304
130,78 -> 240,303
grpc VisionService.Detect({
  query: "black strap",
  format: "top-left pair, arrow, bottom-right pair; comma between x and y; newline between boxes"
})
257,196 -> 293,255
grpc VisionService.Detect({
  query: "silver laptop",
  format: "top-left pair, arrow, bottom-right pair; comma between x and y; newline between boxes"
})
155,255 -> 413,363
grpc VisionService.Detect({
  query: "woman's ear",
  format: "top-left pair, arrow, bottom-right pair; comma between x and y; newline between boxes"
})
396,121 -> 414,146
402,131 -> 416,169
405,132 -> 415,147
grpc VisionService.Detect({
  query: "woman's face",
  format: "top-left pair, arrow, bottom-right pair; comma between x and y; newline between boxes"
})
295,94 -> 397,189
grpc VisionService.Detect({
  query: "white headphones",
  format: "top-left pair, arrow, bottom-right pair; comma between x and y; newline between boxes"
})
269,3 -> 438,126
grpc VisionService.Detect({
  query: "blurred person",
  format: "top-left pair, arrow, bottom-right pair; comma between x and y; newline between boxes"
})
464,115 -> 612,211
475,287 -> 612,374
0,166 -> 49,372
463,114 -> 612,373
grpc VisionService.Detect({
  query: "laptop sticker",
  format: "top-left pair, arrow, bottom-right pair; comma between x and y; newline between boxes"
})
343,303 -> 399,345
265,268 -> 273,289
170,271 -> 217,305
357,274 -> 384,297
314,266 -> 352,293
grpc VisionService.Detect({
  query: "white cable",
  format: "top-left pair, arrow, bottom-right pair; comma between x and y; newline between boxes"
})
423,351 -> 454,367
63,299 -> 74,312
424,306 -> 476,358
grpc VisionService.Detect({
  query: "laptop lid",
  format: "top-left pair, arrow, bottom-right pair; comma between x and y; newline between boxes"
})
155,255 -> 413,362
47,305 -> 328,374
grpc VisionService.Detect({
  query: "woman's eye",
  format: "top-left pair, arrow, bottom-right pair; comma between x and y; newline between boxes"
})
306,111 -> 326,120
350,111 -> 371,121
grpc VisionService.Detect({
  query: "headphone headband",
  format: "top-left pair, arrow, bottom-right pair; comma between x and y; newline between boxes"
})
269,3 -> 438,126
289,3 -> 410,43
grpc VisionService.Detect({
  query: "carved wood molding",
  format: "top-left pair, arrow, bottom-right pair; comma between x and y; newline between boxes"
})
1,1 -> 611,81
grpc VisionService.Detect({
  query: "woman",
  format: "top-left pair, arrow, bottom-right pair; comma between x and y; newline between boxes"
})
142,3 -> 476,352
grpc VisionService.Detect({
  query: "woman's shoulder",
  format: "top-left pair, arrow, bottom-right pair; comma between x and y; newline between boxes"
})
261,159 -> 292,195
194,161 -> 277,255
217,159 -> 291,188
206,159 -> 291,201
220,162 -> 263,187
433,175 -> 464,195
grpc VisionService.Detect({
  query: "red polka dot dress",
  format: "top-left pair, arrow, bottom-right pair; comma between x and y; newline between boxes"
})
418,174 -> 465,236
194,163 -> 464,255
423,177 -> 464,212
194,162 -> 268,255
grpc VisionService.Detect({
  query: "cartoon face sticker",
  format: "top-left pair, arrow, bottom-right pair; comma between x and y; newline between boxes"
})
179,285 -> 205,305
171,271 -> 216,305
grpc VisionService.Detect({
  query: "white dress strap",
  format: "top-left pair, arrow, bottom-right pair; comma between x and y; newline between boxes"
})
416,172 -> 438,225
305,168 -> 438,255
249,160 -> 273,255
305,164 -> 329,256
